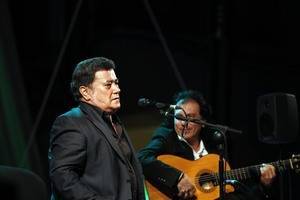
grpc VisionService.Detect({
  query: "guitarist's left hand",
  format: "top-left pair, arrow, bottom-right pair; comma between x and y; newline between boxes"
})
260,164 -> 276,186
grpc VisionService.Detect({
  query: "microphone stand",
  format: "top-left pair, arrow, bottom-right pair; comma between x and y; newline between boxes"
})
164,112 -> 242,200
192,119 -> 242,200
215,126 -> 227,200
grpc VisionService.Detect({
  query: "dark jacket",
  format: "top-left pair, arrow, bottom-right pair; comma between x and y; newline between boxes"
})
49,102 -> 145,200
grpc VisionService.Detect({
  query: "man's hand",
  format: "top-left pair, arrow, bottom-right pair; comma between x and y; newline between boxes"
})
260,164 -> 276,186
177,173 -> 196,199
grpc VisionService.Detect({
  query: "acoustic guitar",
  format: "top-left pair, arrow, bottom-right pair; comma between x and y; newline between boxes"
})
145,153 -> 300,200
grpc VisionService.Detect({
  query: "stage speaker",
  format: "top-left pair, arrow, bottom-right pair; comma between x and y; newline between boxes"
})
257,93 -> 299,144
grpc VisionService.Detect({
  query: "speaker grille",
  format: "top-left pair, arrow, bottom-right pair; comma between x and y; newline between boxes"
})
257,93 -> 299,144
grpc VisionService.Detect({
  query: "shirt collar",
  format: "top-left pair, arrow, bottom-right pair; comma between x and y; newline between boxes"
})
177,134 -> 208,159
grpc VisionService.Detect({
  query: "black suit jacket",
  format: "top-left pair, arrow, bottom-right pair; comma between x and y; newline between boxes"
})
49,102 -> 145,200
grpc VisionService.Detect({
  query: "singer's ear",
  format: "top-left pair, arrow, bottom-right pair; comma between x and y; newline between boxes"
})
79,86 -> 91,101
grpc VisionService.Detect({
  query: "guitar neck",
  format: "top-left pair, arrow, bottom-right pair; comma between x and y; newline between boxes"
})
222,158 -> 292,181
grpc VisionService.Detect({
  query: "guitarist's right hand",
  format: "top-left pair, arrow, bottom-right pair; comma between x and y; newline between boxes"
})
177,173 -> 196,199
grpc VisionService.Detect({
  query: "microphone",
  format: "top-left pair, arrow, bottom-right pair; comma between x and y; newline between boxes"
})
137,98 -> 180,110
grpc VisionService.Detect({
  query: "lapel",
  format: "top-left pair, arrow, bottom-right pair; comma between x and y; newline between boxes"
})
79,103 -> 127,164
169,129 -> 194,160
115,115 -> 137,155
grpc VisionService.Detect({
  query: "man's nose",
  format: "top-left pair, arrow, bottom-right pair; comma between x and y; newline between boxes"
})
112,83 -> 121,93
180,120 -> 188,127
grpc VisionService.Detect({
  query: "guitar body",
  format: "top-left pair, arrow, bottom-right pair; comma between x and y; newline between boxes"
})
144,152 -> 300,199
145,154 -> 234,200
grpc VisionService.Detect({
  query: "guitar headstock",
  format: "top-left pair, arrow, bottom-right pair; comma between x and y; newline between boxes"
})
291,154 -> 300,173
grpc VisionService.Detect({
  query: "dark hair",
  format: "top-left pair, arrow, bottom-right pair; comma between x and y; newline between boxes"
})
70,57 -> 116,101
173,90 -> 211,119
162,90 -> 212,128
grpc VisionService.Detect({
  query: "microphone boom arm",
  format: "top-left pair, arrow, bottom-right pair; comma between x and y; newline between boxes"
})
167,113 -> 242,134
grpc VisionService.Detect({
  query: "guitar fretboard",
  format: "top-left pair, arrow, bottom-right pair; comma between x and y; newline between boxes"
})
214,159 -> 292,183
198,158 -> 293,185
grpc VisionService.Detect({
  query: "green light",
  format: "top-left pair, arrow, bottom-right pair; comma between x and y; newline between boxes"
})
0,39 -> 28,168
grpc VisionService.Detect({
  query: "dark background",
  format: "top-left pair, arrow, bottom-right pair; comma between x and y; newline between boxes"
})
1,0 -> 299,199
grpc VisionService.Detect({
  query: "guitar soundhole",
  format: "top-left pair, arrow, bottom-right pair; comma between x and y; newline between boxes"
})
196,171 -> 217,193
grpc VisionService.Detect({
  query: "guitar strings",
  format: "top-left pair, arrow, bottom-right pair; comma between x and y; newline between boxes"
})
194,160 -> 289,184
195,167 -> 256,183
